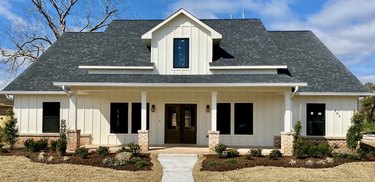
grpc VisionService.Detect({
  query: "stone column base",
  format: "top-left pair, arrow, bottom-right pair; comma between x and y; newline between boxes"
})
281,131 -> 294,156
67,130 -> 81,152
138,130 -> 149,152
208,131 -> 220,153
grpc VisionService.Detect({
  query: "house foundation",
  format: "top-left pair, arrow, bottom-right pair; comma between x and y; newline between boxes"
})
138,130 -> 149,152
67,130 -> 81,152
208,131 -> 220,153
281,132 -> 294,156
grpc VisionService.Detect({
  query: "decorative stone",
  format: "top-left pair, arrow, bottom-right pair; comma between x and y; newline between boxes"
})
67,130 -> 81,152
208,131 -> 220,153
138,130 -> 149,152
115,152 -> 132,161
281,131 -> 294,156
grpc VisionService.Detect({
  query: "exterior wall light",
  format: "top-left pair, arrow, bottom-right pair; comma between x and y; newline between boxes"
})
206,105 -> 210,112
151,104 -> 156,112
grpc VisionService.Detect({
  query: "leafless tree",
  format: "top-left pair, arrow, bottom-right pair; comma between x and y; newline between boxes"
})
1,0 -> 123,71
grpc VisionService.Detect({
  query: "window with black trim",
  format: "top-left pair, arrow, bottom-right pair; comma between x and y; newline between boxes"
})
306,103 -> 326,136
110,103 -> 128,133
43,102 -> 60,133
131,103 -> 150,134
217,103 -> 231,134
234,103 -> 253,135
173,38 -> 189,68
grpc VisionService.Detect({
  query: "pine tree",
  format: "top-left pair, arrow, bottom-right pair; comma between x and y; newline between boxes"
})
3,109 -> 19,149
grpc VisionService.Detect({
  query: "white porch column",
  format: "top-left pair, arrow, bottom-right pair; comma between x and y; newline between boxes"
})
284,92 -> 292,132
211,91 -> 217,131
69,94 -> 77,130
141,91 -> 147,130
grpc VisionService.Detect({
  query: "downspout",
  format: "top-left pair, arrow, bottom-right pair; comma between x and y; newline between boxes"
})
290,85 -> 299,99
61,85 -> 71,96
5,94 -> 12,100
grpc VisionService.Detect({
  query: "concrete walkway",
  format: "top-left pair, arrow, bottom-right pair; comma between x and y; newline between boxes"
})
158,154 -> 197,182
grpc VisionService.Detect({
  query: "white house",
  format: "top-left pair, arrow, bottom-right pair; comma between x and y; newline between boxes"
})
1,9 -> 371,154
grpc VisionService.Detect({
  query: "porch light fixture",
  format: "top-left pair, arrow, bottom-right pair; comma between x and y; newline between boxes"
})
206,105 -> 210,112
151,105 -> 156,112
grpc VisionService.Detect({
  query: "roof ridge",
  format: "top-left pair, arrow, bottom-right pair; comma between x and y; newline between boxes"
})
111,18 -> 261,21
267,30 -> 311,32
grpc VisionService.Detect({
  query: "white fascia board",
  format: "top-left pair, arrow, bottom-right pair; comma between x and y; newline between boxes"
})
209,65 -> 287,70
79,65 -> 154,70
0,91 -> 66,95
53,82 -> 308,87
141,9 -> 222,40
297,92 -> 375,96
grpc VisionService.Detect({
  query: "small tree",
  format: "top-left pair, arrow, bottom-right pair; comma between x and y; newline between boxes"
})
56,119 -> 67,156
3,109 -> 19,149
292,121 -> 304,158
346,113 -> 364,151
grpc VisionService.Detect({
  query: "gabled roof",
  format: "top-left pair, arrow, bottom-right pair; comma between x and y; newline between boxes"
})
2,18 -> 366,93
141,9 -> 222,40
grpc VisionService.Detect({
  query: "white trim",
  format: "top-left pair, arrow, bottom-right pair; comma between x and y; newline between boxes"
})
0,91 -> 66,95
297,92 -> 375,96
210,65 -> 287,70
141,9 -> 222,40
53,82 -> 308,87
79,65 -> 154,70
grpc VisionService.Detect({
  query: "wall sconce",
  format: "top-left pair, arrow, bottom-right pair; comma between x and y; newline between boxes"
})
151,105 -> 156,112
206,105 -> 210,112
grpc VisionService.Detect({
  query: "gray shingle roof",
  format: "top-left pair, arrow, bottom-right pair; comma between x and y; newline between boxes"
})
3,19 -> 366,92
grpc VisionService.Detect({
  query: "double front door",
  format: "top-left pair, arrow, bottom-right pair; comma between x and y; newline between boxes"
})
165,104 -> 197,144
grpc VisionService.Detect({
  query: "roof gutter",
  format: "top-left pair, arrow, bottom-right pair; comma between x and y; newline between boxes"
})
296,92 -> 375,96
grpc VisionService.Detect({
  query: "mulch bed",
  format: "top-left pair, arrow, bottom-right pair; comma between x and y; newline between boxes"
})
201,154 -> 375,171
0,149 -> 152,171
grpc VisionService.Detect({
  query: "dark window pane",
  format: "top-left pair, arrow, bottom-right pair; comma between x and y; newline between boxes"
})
217,103 -> 231,134
234,103 -> 253,135
43,102 -> 60,133
131,103 -> 150,134
306,103 -> 326,136
173,38 -> 189,68
110,103 -> 128,134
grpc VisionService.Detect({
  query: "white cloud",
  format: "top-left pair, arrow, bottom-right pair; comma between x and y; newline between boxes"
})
0,0 -> 25,25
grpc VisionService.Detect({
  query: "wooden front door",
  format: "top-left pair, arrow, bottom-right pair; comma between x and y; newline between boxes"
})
165,104 -> 197,144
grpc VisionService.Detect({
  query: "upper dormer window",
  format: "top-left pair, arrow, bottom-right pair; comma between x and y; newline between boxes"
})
173,38 -> 189,68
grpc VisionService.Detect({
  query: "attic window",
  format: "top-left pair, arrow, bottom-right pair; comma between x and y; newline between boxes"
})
173,38 -> 189,68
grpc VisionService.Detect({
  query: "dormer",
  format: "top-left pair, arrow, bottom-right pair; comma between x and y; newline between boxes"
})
141,9 -> 222,75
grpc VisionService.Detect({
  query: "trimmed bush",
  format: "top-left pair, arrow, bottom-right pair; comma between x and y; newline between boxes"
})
207,161 -> 219,167
50,140 -> 58,151
335,153 -> 361,160
346,113 -> 364,150
57,120 -> 67,156
249,149 -> 262,157
135,160 -> 149,169
226,149 -> 239,158
24,138 -> 34,149
293,121 -> 304,158
97,146 -> 110,157
127,142 -> 140,155
2,109 -> 19,149
214,143 -> 227,158
269,149 -> 282,160
307,143 -> 332,158
24,138 -> 48,152
74,147 -> 89,159
225,158 -> 238,164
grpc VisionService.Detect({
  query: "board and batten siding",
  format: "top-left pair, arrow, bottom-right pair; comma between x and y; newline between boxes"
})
13,95 -> 69,134
292,96 -> 357,137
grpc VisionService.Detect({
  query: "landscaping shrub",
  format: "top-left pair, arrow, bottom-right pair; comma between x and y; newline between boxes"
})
126,142 -> 140,155
74,147 -> 89,159
207,161 -> 219,167
0,126 -> 3,142
135,160 -> 149,169
24,138 -> 49,152
50,140 -> 58,151
2,109 -> 19,149
225,158 -> 238,164
96,146 -> 110,157
249,149 -> 262,157
335,153 -> 361,161
23,138 -> 34,149
269,149 -> 282,160
125,157 -> 143,165
56,120 -> 67,156
214,143 -> 227,158
346,113 -> 364,150
308,143 -> 332,158
293,121 -> 304,158
226,149 -> 239,158
116,147 -> 127,154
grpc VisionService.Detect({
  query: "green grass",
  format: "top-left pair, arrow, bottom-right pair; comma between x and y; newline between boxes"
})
225,159 -> 238,164
362,122 -> 375,132
207,161 -> 219,168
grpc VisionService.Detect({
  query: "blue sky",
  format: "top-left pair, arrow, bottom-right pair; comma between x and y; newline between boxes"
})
1,0 -> 375,90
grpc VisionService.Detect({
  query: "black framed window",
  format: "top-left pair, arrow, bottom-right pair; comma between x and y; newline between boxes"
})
217,103 -> 231,134
234,103 -> 253,135
173,38 -> 189,68
42,102 -> 60,133
131,103 -> 150,134
306,103 -> 326,136
110,103 -> 128,134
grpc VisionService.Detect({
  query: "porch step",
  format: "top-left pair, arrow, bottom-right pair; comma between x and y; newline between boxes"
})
158,154 -> 197,182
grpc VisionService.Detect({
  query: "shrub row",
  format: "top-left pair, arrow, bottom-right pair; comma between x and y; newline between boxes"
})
24,138 -> 48,152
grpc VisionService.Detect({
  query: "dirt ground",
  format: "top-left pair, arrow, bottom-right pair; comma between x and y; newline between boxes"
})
193,155 -> 375,182
0,154 -> 163,182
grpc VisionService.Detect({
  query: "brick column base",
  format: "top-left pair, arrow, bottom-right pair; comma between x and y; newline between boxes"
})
281,131 -> 294,156
208,131 -> 220,153
138,130 -> 149,152
67,130 -> 81,152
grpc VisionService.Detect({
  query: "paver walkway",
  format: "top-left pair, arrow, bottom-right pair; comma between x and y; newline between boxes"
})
158,154 -> 197,182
